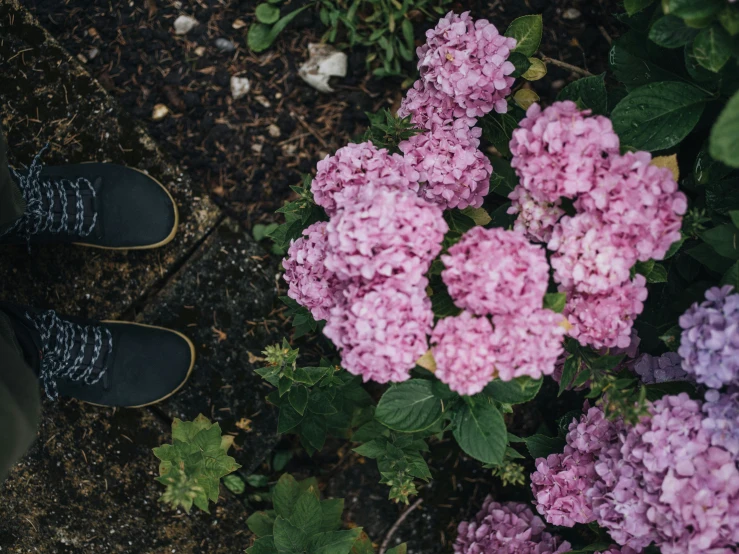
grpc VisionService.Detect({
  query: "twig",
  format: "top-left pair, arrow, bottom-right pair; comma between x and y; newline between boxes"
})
379,498 -> 424,554
541,56 -> 594,77
293,114 -> 330,150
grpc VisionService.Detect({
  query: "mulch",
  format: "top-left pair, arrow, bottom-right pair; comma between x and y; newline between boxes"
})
26,0 -> 621,228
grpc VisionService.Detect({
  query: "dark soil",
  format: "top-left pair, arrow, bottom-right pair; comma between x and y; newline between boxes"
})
27,0 -> 622,228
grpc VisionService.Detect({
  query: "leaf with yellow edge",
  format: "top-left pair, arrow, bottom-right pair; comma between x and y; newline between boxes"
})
651,154 -> 680,181
416,350 -> 437,373
513,88 -> 540,110
522,58 -> 547,81
460,207 -> 492,226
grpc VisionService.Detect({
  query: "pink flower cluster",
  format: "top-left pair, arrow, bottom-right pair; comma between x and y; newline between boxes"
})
397,12 -> 509,210
532,395 -> 739,554
531,405 -> 622,527
508,101 -> 686,349
431,227 -> 565,395
284,143 -> 448,383
454,498 -> 571,554
399,123 -> 491,210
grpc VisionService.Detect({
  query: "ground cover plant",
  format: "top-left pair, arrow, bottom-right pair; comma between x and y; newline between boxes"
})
151,2 -> 739,552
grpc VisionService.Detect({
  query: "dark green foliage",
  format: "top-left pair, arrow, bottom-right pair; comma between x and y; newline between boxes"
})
153,414 -> 242,513
361,110 -> 422,154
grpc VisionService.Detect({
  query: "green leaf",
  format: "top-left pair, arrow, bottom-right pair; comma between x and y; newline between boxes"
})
273,474 -> 302,519
625,0 -> 655,15
645,380 -> 696,401
319,498 -> 344,532
248,5 -> 310,52
524,434 -> 566,459
247,536 -> 279,554
256,3 -> 280,24
289,492 -> 323,536
722,261 -> 739,288
668,0 -> 723,20
701,224 -> 739,259
480,111 -> 519,157
488,157 -> 519,196
591,354 -> 625,370
289,386 -> 309,416
452,401 -> 507,465
611,81 -> 708,151
484,377 -> 543,405
273,516 -> 308,554
278,405 -> 304,434
444,210 -> 478,234
693,25 -> 733,72
719,6 -> 739,36
558,355 -> 580,395
557,74 -> 608,114
223,474 -> 245,494
307,529 -> 363,554
508,52 -> 532,78
649,15 -> 699,48
543,292 -> 567,313
301,415 -> 327,452
386,545 -> 408,554
376,379 -> 444,432
353,439 -> 388,459
248,511 -> 277,538
609,35 -> 687,89
504,14 -> 543,57
710,90 -> 739,168
686,243 -> 736,272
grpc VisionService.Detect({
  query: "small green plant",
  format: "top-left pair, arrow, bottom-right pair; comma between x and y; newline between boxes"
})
247,0 -> 453,78
246,473 -> 407,554
153,414 -> 241,513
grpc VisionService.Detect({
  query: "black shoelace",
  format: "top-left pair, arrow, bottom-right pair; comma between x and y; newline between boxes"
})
2,145 -> 98,247
25,310 -> 113,400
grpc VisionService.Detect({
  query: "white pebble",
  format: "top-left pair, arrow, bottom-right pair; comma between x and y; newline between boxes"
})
230,76 -> 251,99
174,15 -> 199,35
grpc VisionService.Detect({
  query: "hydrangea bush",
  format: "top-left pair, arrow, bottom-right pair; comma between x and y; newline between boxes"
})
257,2 -> 739,553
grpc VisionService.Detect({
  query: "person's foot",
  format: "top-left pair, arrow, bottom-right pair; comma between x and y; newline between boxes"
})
1,303 -> 195,407
0,147 -> 178,249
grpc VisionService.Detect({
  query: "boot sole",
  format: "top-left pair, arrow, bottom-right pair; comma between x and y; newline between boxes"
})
84,321 -> 196,409
73,165 -> 179,251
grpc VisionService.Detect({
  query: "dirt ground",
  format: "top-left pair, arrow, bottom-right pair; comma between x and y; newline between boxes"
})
27,0 -> 622,227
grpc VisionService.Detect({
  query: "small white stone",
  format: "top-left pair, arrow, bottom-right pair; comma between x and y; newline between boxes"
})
254,95 -> 272,108
174,15 -> 199,35
267,124 -> 281,138
251,143 -> 263,154
152,104 -> 170,121
232,18 -> 247,29
87,47 -> 99,60
298,43 -> 347,93
194,45 -> 206,57
230,76 -> 251,99
215,38 -> 235,53
563,8 -> 581,19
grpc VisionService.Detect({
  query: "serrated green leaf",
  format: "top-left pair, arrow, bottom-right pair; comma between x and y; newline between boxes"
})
611,82 -> 708,151
274,516 -> 308,554
543,292 -> 567,313
301,414 -> 327,452
320,498 -> 344,532
273,474 -> 302,519
524,434 -> 566,459
484,377 -> 542,405
504,14 -> 543,56
710,90 -> 739,168
452,401 -> 507,465
353,439 -> 388,459
386,545 -> 408,554
557,74 -> 608,114
376,379 -> 443,432
289,492 -> 322,536
247,536 -> 279,554
307,529 -> 363,554
278,405 -> 304,434
289,386 -> 309,416
558,355 -> 580,395
248,511 -> 278,538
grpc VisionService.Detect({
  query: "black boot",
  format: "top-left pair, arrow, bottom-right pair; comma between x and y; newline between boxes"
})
1,303 -> 194,407
0,146 -> 178,249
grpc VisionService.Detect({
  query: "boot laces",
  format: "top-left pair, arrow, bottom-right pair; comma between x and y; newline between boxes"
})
26,310 -> 113,400
3,145 -> 98,245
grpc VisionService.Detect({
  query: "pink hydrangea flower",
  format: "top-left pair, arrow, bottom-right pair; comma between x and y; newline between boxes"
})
400,123 -> 491,210
417,12 -> 517,118
590,393 -> 739,554
454,498 -> 571,554
510,101 -> 620,203
702,387 -> 739,457
282,221 -> 340,321
566,404 -> 623,457
508,187 -> 565,243
563,275 -> 648,349
442,227 -> 549,316
531,449 -> 599,527
548,213 -> 638,295
575,151 -> 687,261
490,309 -> 567,381
325,186 -> 448,282
311,141 -> 420,216
323,279 -> 433,384
398,79 -> 475,130
431,312 -> 495,396
595,548 -> 640,554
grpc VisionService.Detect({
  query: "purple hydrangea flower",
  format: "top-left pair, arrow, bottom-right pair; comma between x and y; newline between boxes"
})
323,279 -> 433,384
400,122 -> 492,210
325,185 -> 448,282
441,227 -> 549,316
510,101 -> 620,203
311,141 -> 420,217
633,352 -> 689,385
702,387 -> 739,457
431,312 -> 496,396
417,12 -> 517,119
282,221 -> 340,321
678,285 -> 739,388
453,498 -> 571,554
